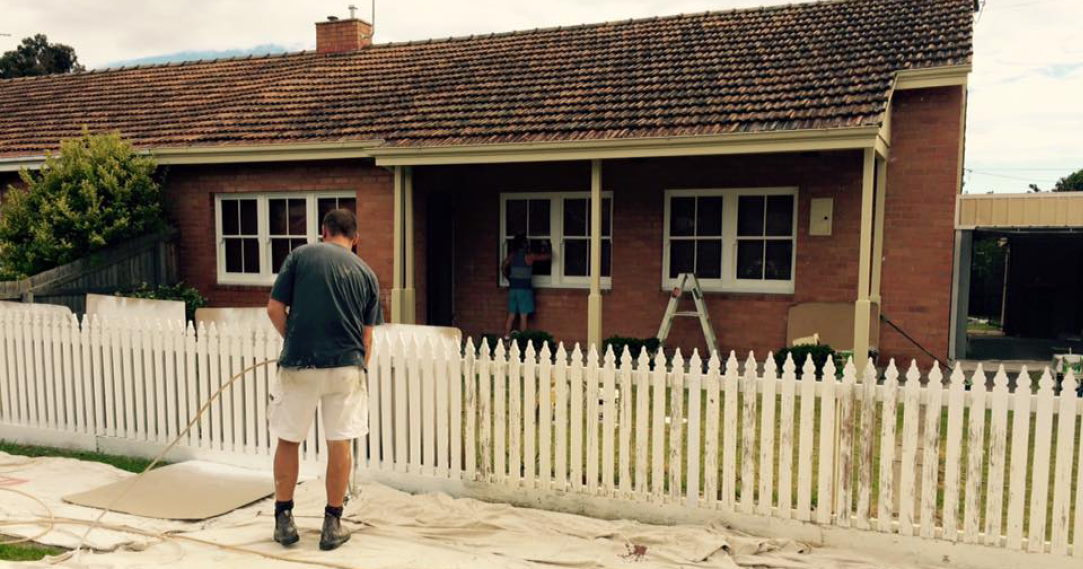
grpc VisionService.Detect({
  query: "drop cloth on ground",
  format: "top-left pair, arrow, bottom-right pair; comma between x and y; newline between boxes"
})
0,452 -> 934,569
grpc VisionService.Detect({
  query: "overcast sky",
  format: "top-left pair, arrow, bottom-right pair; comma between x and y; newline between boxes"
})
3,0 -> 1080,193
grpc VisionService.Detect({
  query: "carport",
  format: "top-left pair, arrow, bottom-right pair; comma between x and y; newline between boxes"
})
952,192 -> 1083,363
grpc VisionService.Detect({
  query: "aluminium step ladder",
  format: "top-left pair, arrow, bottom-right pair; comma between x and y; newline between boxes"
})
656,273 -> 718,352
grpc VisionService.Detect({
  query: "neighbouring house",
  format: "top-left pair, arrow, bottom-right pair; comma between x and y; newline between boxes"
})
0,0 -> 977,365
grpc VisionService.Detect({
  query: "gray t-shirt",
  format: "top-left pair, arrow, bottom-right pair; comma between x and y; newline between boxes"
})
270,243 -> 383,369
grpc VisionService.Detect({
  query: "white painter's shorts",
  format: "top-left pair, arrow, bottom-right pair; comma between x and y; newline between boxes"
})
268,366 -> 368,443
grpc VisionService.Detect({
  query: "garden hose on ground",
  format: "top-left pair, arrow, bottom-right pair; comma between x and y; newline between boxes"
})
0,358 -> 375,569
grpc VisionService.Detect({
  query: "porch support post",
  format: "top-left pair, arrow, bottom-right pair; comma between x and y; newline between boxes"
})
587,159 -> 603,349
403,166 -> 416,324
870,156 -> 888,305
852,148 -> 876,367
391,166 -> 405,323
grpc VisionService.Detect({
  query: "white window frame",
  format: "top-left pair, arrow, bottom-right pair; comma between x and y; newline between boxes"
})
499,191 -> 614,290
214,191 -> 355,286
662,187 -> 798,294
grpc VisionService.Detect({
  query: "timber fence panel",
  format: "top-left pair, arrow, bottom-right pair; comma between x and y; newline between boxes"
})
0,314 -> 11,424
437,339 -> 451,477
920,364 -> 945,539
855,361 -> 877,530
451,338 -> 464,480
553,344 -> 569,491
494,341 -> 508,485
703,353 -> 721,509
740,353 -> 758,515
422,339 -> 437,478
758,354 -> 777,518
650,350 -> 666,502
964,366 -> 988,544
778,355 -> 796,520
898,362 -> 922,536
685,351 -> 703,509
507,342 -> 521,487
722,352 -> 739,510
617,348 -> 633,497
394,336 -> 410,473
1006,366 -> 1033,550
668,350 -> 686,504
985,365 -> 1011,546
537,343 -> 553,490
601,346 -> 616,496
586,347 -> 600,495
796,356 -> 817,522
463,339 -> 477,480
571,345 -> 585,493
1050,370 -> 1077,555
835,359 -> 855,529
1027,369 -> 1055,553
409,336 -> 424,474
877,361 -> 900,533
478,341 -> 492,482
942,364 -> 968,541
817,357 -> 838,525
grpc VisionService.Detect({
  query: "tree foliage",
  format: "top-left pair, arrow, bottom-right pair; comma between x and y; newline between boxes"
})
0,132 -> 165,278
1053,168 -> 1083,192
0,34 -> 85,79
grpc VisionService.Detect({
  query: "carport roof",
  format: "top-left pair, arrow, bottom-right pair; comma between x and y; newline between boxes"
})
0,0 -> 974,159
958,192 -> 1083,229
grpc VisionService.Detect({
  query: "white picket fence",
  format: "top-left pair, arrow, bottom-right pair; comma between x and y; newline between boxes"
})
1,312 -> 1081,566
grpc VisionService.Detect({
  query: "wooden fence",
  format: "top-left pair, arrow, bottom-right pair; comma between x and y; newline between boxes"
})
0,229 -> 178,314
0,313 -> 1080,567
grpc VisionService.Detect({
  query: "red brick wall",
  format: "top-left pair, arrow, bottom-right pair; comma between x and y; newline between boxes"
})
879,86 -> 965,364
417,151 -> 868,357
164,160 -> 394,317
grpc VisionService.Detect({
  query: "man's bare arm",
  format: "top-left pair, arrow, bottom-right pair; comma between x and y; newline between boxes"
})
267,298 -> 288,339
363,325 -> 375,367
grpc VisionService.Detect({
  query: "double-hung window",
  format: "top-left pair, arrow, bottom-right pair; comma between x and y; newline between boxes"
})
215,192 -> 356,285
500,192 -> 613,288
663,188 -> 797,293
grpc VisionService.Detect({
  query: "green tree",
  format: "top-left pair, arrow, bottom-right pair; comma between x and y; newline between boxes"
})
0,34 -> 85,79
1053,168 -> 1083,192
0,131 -> 165,277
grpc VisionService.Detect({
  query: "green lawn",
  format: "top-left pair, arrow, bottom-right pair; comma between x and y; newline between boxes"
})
0,441 -> 160,474
0,541 -> 66,562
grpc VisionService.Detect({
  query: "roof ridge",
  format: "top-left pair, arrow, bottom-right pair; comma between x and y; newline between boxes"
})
370,0 -> 855,50
0,49 -> 317,84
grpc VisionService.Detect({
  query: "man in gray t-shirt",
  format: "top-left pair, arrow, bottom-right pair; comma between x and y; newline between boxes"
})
266,208 -> 382,551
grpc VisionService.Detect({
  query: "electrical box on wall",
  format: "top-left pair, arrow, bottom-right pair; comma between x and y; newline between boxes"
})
810,198 -> 833,236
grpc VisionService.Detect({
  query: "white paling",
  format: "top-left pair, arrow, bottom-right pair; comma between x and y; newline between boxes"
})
877,360 -> 900,533
1050,370 -> 1078,555
963,365 -> 988,544
685,350 -> 703,509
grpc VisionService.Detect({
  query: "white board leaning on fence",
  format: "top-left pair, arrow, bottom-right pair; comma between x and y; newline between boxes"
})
0,313 -> 1080,569
87,293 -> 185,324
0,300 -> 72,315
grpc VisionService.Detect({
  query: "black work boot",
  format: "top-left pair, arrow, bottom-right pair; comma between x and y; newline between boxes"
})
319,509 -> 351,551
274,509 -> 300,546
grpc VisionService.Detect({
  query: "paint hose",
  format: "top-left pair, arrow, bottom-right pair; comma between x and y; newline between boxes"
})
0,357 -> 373,569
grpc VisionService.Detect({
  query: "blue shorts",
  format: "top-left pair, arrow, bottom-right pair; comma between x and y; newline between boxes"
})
508,288 -> 535,315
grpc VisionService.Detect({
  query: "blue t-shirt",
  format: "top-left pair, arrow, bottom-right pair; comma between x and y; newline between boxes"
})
270,243 -> 383,369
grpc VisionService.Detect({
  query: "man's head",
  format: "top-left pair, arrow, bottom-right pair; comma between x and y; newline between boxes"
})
510,234 -> 528,253
322,208 -> 358,247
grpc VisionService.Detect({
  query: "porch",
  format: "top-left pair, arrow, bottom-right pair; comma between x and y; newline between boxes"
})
383,144 -> 890,363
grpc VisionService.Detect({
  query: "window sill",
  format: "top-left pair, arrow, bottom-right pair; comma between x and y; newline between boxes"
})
217,277 -> 275,288
661,280 -> 794,295
501,280 -> 613,291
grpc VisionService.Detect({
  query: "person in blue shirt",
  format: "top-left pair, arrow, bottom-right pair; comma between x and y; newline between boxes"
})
501,234 -> 550,338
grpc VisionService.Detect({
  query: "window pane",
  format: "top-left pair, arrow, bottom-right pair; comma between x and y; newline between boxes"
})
269,199 -> 288,235
271,239 -> 292,273
240,200 -> 258,235
737,195 -> 765,237
528,199 -> 551,236
696,240 -> 722,279
225,239 -> 243,273
242,238 -> 260,273
602,198 -> 613,237
564,239 -> 588,277
670,197 -> 695,237
318,198 -> 337,224
563,198 -> 587,237
288,199 -> 307,235
696,196 -> 724,237
669,241 -> 694,279
506,200 -> 527,236
339,197 -> 356,214
602,239 -> 612,277
765,240 -> 794,280
766,195 -> 795,237
736,240 -> 765,279
222,200 -> 239,236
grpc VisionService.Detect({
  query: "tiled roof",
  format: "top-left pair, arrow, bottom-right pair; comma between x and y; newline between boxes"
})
0,0 -> 973,158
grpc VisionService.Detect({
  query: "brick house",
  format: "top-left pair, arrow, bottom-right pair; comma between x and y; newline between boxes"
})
0,0 -> 976,365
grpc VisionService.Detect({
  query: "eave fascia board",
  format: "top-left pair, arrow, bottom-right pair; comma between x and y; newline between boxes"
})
895,64 -> 972,90
370,127 -> 882,166
0,140 -> 384,172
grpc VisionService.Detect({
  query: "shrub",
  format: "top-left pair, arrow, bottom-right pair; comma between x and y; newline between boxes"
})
773,344 -> 838,379
603,336 -> 661,361
0,131 -> 165,277
119,282 -> 206,322
479,330 -> 556,357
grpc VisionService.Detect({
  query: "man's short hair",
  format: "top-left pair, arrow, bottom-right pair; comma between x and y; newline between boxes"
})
323,208 -> 358,239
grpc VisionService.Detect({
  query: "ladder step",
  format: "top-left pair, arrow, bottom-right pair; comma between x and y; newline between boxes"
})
675,311 -> 701,317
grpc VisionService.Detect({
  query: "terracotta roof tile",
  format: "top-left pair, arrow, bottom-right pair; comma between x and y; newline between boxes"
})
0,0 -> 973,158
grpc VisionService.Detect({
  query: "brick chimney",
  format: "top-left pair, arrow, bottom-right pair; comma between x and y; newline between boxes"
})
316,17 -> 373,53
